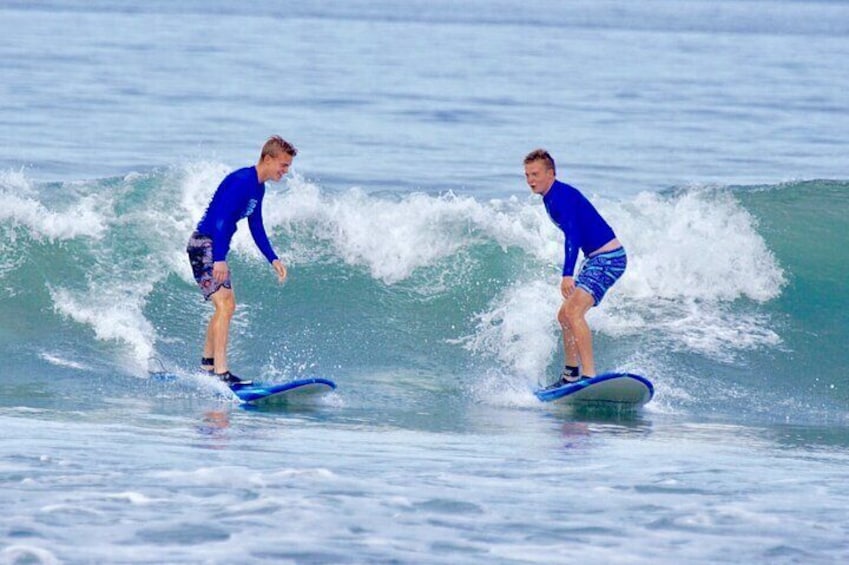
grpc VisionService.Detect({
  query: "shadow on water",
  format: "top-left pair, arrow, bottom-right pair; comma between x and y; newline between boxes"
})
545,401 -> 653,425
538,403 -> 655,449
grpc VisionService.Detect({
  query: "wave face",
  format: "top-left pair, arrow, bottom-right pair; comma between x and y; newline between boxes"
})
1,166 -> 845,421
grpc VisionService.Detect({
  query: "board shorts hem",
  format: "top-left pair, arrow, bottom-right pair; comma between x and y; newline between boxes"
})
186,231 -> 231,301
575,247 -> 627,306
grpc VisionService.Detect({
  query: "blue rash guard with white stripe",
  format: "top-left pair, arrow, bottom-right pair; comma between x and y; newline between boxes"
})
542,180 -> 616,277
196,166 -> 278,263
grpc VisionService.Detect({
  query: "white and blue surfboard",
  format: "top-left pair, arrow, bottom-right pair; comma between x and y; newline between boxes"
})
534,372 -> 653,406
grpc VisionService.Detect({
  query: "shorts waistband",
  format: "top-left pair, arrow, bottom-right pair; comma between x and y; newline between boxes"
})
588,246 -> 626,259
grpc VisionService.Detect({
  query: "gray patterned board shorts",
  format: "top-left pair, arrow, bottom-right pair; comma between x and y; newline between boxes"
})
187,231 -> 231,301
575,247 -> 627,306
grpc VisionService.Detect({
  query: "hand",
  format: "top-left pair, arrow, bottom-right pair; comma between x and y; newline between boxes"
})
560,276 -> 575,300
212,260 -> 229,283
271,259 -> 288,284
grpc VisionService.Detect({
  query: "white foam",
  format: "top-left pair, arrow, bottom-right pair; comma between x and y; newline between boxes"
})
266,467 -> 337,480
166,166 -> 559,291
0,171 -> 157,372
49,283 -> 156,368
261,175 -> 561,285
127,163 -> 228,284
611,188 -> 786,302
0,169 -> 110,241
456,186 -> 787,373
265,178 -> 472,283
38,352 -> 91,371
104,491 -> 155,505
34,161 -> 286,371
35,164 -> 224,371
262,177 -> 783,302
16,162 -> 787,375
603,187 -> 786,359
456,279 -> 560,379
467,367 -> 543,407
148,466 -> 334,487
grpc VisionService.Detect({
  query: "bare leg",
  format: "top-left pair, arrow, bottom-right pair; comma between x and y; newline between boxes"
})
557,304 -> 581,368
201,321 -> 215,371
208,288 -> 236,375
559,288 -> 597,377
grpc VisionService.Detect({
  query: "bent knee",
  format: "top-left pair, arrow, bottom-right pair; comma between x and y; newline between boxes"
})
557,304 -> 578,328
213,290 -> 237,315
558,300 -> 588,327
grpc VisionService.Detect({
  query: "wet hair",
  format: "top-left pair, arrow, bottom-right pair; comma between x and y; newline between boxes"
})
261,135 -> 298,160
523,148 -> 556,175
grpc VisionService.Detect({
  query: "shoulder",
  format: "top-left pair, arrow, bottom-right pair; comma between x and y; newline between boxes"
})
219,167 -> 258,190
557,181 -> 592,205
546,180 -> 578,201
555,180 -> 581,194
228,166 -> 257,183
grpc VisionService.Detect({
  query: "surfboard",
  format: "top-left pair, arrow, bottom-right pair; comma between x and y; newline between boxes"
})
534,372 -> 653,406
230,377 -> 336,404
147,358 -> 336,405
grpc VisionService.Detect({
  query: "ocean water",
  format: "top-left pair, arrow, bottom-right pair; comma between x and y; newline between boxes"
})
2,1 -> 849,563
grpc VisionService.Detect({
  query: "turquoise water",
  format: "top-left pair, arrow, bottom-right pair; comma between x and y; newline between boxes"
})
2,1 -> 849,563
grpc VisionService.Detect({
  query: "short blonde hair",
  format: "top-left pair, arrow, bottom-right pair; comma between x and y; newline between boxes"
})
261,135 -> 298,160
523,148 -> 556,175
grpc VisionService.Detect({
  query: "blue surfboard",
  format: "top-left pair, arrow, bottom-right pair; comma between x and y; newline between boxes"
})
230,377 -> 336,404
534,372 -> 653,406
147,358 -> 336,405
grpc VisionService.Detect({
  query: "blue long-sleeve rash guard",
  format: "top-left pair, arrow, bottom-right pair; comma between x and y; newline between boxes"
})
196,166 -> 278,263
543,180 -> 616,277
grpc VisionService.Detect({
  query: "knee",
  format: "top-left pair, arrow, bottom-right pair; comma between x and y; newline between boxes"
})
214,292 -> 236,317
558,301 -> 581,328
557,304 -> 574,328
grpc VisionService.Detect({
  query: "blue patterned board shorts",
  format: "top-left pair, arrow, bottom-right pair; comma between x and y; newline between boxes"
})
187,231 -> 231,301
575,247 -> 627,306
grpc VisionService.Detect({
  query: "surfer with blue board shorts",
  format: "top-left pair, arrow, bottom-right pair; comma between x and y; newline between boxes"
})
524,149 -> 627,388
186,136 -> 295,386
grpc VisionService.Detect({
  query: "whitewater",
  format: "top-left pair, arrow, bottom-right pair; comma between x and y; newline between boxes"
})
2,1 -> 849,563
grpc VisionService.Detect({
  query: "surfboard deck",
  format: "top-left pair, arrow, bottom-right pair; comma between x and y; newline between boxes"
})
534,372 -> 653,406
230,377 -> 336,404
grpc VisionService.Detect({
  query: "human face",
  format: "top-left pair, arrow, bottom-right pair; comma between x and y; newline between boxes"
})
524,160 -> 555,195
268,153 -> 293,182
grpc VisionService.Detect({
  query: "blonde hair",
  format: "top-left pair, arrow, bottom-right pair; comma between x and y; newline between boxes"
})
260,135 -> 298,160
523,148 -> 556,175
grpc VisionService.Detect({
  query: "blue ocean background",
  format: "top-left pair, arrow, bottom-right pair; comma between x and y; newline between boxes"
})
2,1 -> 848,563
